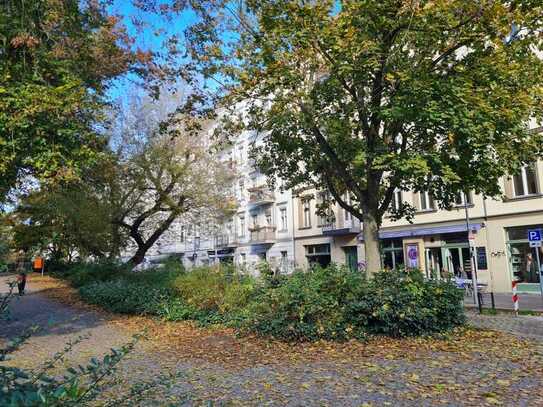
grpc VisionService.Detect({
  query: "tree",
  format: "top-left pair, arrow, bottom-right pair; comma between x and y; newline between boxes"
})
107,92 -> 236,267
0,0 -> 182,203
11,181 -> 114,263
184,0 -> 543,273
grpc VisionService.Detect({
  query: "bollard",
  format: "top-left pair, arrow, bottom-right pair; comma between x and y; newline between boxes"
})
490,292 -> 495,310
512,281 -> 519,316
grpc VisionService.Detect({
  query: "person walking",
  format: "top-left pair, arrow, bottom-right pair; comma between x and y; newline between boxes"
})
15,250 -> 28,296
16,271 -> 27,296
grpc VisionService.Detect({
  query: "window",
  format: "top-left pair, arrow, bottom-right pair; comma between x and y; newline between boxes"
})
265,208 -> 273,226
391,189 -> 403,211
343,191 -> 356,222
513,165 -> 538,197
239,215 -> 245,237
302,199 -> 311,228
454,192 -> 473,206
420,191 -> 434,211
240,253 -> 246,264
239,180 -> 245,200
316,192 -> 333,226
180,225 -> 185,243
251,213 -> 258,228
279,207 -> 288,231
381,239 -> 404,270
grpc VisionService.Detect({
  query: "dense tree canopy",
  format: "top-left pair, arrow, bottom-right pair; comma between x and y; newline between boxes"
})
184,0 -> 543,272
0,0 -> 182,202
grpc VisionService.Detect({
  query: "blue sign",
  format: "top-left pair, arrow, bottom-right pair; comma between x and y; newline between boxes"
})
528,229 -> 542,242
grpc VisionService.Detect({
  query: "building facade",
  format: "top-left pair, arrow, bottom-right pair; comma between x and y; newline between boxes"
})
291,161 -> 543,294
150,119 -> 542,294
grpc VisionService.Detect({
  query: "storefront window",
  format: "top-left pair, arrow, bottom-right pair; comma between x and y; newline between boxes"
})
507,225 -> 543,285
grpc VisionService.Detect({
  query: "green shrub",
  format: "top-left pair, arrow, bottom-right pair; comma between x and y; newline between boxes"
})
242,265 -> 368,341
242,267 -> 465,341
362,269 -> 465,337
79,280 -> 169,314
173,266 -> 256,313
62,261 -> 127,288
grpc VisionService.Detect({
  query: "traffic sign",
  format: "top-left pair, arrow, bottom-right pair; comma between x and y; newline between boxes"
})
528,229 -> 542,242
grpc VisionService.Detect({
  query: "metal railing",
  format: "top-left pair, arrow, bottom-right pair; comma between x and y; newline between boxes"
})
248,225 -> 276,244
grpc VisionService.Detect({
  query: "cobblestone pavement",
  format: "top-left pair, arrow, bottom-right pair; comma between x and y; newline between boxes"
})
2,275 -> 543,406
467,310 -> 543,341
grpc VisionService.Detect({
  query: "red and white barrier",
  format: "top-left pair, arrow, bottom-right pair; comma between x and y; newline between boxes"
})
512,280 -> 519,315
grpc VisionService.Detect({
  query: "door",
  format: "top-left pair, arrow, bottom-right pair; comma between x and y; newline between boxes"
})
344,246 -> 358,272
442,246 -> 471,278
425,248 -> 443,279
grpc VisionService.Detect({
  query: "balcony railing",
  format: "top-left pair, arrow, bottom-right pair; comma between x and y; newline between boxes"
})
215,233 -> 239,249
322,218 -> 361,236
247,185 -> 275,205
248,225 -> 276,244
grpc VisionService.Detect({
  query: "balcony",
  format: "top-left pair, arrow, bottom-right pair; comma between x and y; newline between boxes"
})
322,218 -> 361,236
248,225 -> 276,244
215,233 -> 239,249
248,185 -> 275,206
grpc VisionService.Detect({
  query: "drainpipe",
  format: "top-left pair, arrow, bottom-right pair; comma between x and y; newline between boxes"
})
291,193 -> 296,271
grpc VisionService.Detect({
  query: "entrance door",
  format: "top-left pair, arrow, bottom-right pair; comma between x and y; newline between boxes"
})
343,246 -> 358,272
442,246 -> 471,278
425,248 -> 443,279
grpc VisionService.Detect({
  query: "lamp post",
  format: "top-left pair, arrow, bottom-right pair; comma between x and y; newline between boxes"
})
464,191 -> 482,313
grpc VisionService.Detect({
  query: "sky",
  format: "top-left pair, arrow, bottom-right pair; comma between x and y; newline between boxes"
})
105,1 -> 198,103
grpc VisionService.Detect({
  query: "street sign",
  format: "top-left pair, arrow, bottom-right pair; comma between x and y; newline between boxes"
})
528,229 -> 543,298
528,229 -> 542,247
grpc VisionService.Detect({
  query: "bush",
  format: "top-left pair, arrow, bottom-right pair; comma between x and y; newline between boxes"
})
242,265 -> 368,341
62,261 -> 127,288
363,269 -> 465,337
79,280 -> 170,314
173,265 -> 256,314
242,267 -> 465,341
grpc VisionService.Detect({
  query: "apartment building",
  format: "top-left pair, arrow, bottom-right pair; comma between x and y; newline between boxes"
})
154,128 -> 296,273
292,161 -> 543,294
146,110 -> 542,294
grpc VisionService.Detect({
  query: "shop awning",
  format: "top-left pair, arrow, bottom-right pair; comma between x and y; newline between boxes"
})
358,223 -> 483,241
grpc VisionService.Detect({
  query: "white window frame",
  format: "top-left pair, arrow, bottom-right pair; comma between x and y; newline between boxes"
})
279,206 -> 288,231
513,165 -> 538,197
391,189 -> 402,211
302,199 -> 311,228
239,215 -> 245,237
420,191 -> 434,211
454,191 -> 472,207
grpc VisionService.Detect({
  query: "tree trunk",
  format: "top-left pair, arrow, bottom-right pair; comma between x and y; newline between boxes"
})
127,246 -> 150,268
362,210 -> 381,275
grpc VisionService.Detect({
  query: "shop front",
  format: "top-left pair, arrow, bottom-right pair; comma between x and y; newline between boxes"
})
506,225 -> 543,293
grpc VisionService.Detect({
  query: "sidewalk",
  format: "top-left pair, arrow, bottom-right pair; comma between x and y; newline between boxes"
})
464,291 -> 543,312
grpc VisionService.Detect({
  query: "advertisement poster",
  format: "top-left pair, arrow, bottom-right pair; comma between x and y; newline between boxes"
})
406,244 -> 419,268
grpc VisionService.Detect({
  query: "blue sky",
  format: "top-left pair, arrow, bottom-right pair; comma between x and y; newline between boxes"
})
106,1 -> 197,102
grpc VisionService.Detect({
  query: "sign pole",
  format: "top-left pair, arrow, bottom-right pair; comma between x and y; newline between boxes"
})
536,247 -> 543,299
463,192 -> 480,312
527,229 -> 543,301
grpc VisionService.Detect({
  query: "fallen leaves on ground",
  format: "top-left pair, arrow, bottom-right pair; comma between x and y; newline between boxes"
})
33,275 -> 543,406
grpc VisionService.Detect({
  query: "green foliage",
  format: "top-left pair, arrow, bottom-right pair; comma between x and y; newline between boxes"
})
65,262 -> 464,341
243,267 -> 464,341
184,0 -> 543,273
173,266 -> 249,311
242,265 -> 369,341
79,280 -> 169,315
362,269 -> 466,337
62,261 -> 128,288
